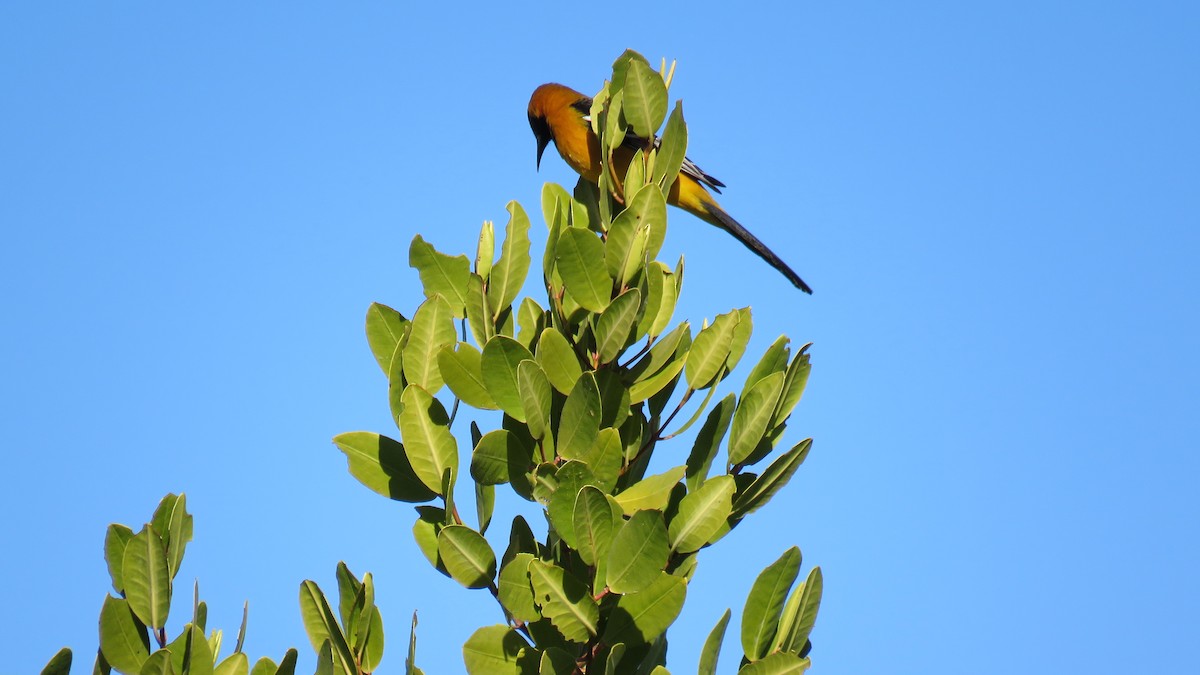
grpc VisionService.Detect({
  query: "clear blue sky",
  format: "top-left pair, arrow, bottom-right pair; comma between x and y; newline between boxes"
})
3,3 -> 1197,673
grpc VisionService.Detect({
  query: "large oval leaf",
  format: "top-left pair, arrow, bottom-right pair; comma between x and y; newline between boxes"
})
480,336 -> 535,421
437,525 -> 497,589
535,328 -> 583,395
403,295 -> 456,394
99,596 -> 150,673
741,547 -> 801,661
555,228 -> 612,312
409,235 -> 470,318
122,526 -> 170,630
600,572 -> 685,647
605,510 -> 668,595
527,560 -> 599,643
668,475 -> 735,553
398,385 -> 458,494
438,343 -> 499,410
333,432 -> 436,503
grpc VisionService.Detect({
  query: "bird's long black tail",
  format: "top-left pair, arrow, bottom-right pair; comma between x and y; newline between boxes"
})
702,201 -> 813,294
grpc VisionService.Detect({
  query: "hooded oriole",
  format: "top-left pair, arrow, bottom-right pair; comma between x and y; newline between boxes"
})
528,83 -> 812,294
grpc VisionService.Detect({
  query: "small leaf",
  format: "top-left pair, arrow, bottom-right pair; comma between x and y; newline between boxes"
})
697,609 -> 730,675
480,335 -> 536,421
572,486 -> 616,566
558,372 -> 602,461
403,295 -> 456,394
613,466 -> 685,515
556,228 -> 612,312
412,507 -> 449,576
488,201 -> 533,315
465,273 -> 492,346
517,361 -> 553,441
729,372 -> 786,467
104,523 -> 135,594
438,343 -> 499,410
398,385 -> 458,495
685,310 -> 739,390
462,625 -> 528,675
438,525 -> 498,589
781,567 -> 822,654
772,346 -> 812,428
334,432 -> 437,503
647,262 -> 679,338
605,510 -> 669,595
476,482 -> 495,535
594,288 -> 641,365
497,552 -> 539,622
365,303 -> 410,376
122,526 -> 170,629
476,220 -> 495,279
600,573 -> 686,647
742,336 -> 791,398
668,475 -> 735,553
41,648 -> 72,675
535,328 -> 583,395
527,560 -> 599,643
214,653 -> 248,675
741,547 -> 801,661
409,235 -> 471,317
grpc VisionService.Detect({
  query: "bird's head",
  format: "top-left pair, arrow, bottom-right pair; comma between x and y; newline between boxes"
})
528,83 -> 590,170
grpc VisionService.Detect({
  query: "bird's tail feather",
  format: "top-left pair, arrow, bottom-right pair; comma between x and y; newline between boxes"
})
701,201 -> 813,294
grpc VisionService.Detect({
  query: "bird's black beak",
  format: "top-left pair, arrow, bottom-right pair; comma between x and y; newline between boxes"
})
529,113 -> 552,171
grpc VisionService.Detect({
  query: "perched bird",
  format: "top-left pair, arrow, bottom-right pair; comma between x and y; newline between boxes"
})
527,83 -> 812,293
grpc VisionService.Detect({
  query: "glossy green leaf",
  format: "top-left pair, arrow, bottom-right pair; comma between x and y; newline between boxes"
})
41,648 -> 72,675
398,385 -> 458,494
732,438 -> 812,519
600,573 -> 685,647
772,346 -> 811,428
647,262 -> 678,338
684,394 -> 735,491
99,596 -> 149,674
697,609 -> 730,675
462,625 -> 528,675
668,475 -> 735,553
437,525 -> 497,589
123,526 -> 170,629
365,303 -> 410,376
438,343 -> 499,410
404,295 -> 456,393
412,507 -> 449,576
685,310 -> 739,390
139,650 -> 174,675
465,273 -> 492,346
214,653 -> 248,675
729,372 -> 786,467
476,481 -> 495,534
572,486 -> 614,566
409,235 -> 471,317
166,624 -> 214,675
558,373 -> 601,461
628,358 -> 684,404
556,228 -> 612,312
595,288 -> 641,364
517,360 -> 552,441
781,567 -> 822,654
605,509 -> 669,594
497,552 -> 539,622
480,335 -> 535,421
476,220 -> 495,278
104,523 -> 135,594
577,427 -> 623,493
527,559 -> 599,642
488,201 -> 533,314
621,58 -> 668,138
741,547 -> 801,661
743,336 -> 791,398
535,328 -> 582,395
653,103 -> 687,195
333,431 -> 437,503
613,466 -> 685,515
298,581 -> 355,675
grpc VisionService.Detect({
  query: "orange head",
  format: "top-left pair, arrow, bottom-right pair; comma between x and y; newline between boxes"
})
527,83 -> 591,169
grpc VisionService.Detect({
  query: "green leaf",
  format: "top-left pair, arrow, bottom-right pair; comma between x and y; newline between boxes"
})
541,183 -> 573,233
516,297 -> 546,349
781,567 -> 822,654
668,475 -> 735,553
742,336 -> 791,398
333,431 -> 437,503
572,486 -> 616,566
535,328 -> 583,395
404,295 -> 456,393
684,394 -> 735,491
621,58 -> 668,138
313,642 -> 333,675
647,262 -> 678,338
613,466 -> 685,515
166,624 -> 214,675
741,547 -> 801,661
772,346 -> 811,428
624,151 -> 646,196
685,310 -> 739,390
728,372 -> 786,467
41,648 -> 72,675
697,609 -> 730,675
480,335 -> 536,421
517,360 -> 552,441
365,303 -> 410,376
732,438 -> 812,519
739,653 -> 811,674
594,288 -> 641,365
605,199 -> 649,286
438,343 -> 499,410
406,611 -> 419,675
576,427 -> 623,493
104,523 -> 135,594
462,625 -> 529,675
409,235 -> 471,317
476,219 -> 495,279
556,228 -> 612,312
249,657 -> 276,675
497,552 -> 539,622
628,358 -> 684,404
437,525 -> 497,589
273,648 -> 298,675
558,372 -> 602,460
539,648 -> 577,674
412,507 -> 449,576
653,103 -> 687,195
476,482 -> 495,534
334,562 -> 361,640
163,495 -> 193,581
527,560 -> 599,643
139,650 -> 174,675
605,510 -> 669,594
123,526 -> 171,629
465,273 -> 492,346
214,653 -> 248,675
298,581 -> 356,675
488,201 -> 533,314
99,596 -> 149,673
601,573 -> 686,647
398,385 -> 458,495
